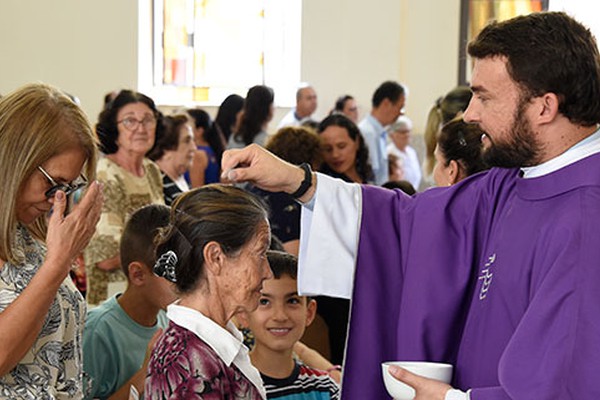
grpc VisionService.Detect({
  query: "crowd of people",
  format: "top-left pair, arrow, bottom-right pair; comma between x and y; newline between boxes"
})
0,10 -> 597,400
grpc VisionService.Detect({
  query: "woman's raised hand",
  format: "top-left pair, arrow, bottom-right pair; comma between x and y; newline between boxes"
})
44,180 -> 104,273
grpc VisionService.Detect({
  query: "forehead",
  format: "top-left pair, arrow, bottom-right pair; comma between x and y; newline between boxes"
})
261,275 -> 297,295
321,125 -> 352,142
299,87 -> 316,99
471,56 -> 521,100
118,102 -> 154,116
251,219 -> 271,245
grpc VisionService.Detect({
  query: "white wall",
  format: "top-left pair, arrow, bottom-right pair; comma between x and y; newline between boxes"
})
0,0 -> 138,125
0,0 -> 461,135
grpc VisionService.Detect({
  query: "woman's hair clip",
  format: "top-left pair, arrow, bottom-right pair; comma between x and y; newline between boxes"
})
154,250 -> 178,283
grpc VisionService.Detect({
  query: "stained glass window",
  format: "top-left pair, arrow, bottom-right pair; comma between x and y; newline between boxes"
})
152,0 -> 301,106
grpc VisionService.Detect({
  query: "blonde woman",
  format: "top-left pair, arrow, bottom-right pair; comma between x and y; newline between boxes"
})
0,83 -> 103,398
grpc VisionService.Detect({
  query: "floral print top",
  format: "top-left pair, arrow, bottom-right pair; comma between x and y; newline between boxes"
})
0,225 -> 86,399
145,304 -> 266,399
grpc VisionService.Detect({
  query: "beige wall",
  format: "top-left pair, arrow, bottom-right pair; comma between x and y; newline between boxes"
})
0,0 -> 461,135
0,0 -> 138,124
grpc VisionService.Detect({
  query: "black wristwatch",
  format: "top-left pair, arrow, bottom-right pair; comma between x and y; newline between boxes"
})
290,163 -> 313,199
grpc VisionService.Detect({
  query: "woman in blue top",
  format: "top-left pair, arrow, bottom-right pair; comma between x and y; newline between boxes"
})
186,108 -> 222,187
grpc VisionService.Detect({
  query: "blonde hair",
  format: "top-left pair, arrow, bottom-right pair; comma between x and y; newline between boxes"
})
0,83 -> 98,263
423,86 -> 472,176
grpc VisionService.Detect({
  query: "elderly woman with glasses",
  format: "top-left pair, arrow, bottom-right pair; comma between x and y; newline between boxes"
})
0,83 -> 103,398
84,90 -> 164,305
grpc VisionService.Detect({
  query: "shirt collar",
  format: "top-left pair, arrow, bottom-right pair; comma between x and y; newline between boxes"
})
166,303 -> 243,366
366,113 -> 385,133
521,127 -> 600,178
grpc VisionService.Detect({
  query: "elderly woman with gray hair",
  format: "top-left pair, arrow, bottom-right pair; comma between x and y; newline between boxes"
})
145,185 -> 273,399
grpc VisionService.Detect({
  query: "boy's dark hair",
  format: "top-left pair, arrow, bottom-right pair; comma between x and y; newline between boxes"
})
266,250 -> 298,280
120,204 -> 171,276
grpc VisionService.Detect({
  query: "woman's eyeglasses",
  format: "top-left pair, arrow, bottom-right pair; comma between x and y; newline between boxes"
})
117,116 -> 157,131
37,165 -> 88,198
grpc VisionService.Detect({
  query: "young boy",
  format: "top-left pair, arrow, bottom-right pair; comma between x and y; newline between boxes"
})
83,204 -> 177,399
239,250 -> 340,399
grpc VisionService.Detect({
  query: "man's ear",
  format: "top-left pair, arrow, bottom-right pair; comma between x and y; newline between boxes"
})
537,92 -> 560,124
128,261 -> 147,286
305,298 -> 317,327
203,241 -> 224,276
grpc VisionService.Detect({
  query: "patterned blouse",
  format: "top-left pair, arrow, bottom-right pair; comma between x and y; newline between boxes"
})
0,225 -> 86,399
83,156 -> 164,305
145,305 -> 266,399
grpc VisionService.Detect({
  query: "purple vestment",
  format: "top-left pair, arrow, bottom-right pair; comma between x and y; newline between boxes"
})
343,154 -> 600,399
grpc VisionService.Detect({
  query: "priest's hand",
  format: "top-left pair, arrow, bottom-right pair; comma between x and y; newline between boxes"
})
221,144 -> 316,203
388,365 -> 453,400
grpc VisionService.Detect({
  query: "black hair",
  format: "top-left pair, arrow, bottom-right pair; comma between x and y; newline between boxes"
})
235,85 -> 274,146
155,185 -> 269,294
120,204 -> 171,276
266,250 -> 298,280
96,90 -> 158,154
372,81 -> 405,108
318,114 -> 374,183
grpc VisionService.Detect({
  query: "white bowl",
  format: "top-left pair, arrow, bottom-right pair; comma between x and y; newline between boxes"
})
381,361 -> 453,400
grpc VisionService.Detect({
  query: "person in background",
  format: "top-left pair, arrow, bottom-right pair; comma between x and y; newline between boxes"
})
220,11 -> 600,400
186,108 -> 222,187
432,119 -> 488,187
145,185 -> 273,399
213,94 -> 245,146
387,153 -> 405,182
277,83 -> 318,128
228,85 -> 275,149
83,204 -> 176,400
85,89 -> 164,305
358,81 -> 406,185
332,95 -> 358,123
252,126 -> 322,256
381,179 -> 416,195
387,115 -> 422,189
0,83 -> 103,398
238,251 -> 340,399
319,114 -> 373,184
422,86 -> 473,187
148,114 -> 196,205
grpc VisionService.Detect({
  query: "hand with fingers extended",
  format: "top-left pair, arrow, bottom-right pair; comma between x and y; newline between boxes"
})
388,365 -> 453,400
221,144 -> 312,199
44,181 -> 104,273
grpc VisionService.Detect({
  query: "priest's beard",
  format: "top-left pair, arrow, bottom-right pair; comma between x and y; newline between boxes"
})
482,99 -> 542,168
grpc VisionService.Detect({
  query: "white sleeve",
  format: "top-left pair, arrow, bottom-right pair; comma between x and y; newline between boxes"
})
445,389 -> 470,400
297,173 -> 362,299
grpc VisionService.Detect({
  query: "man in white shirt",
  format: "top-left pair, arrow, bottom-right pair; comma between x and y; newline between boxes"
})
358,81 -> 406,185
277,84 -> 318,128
